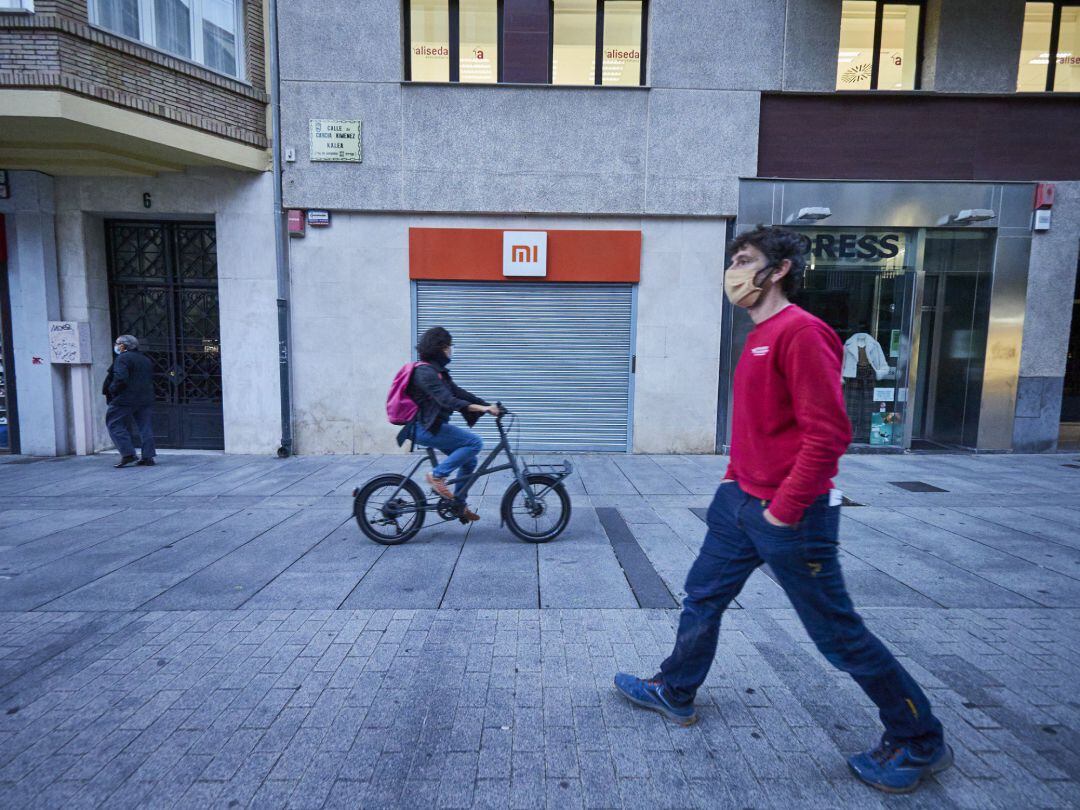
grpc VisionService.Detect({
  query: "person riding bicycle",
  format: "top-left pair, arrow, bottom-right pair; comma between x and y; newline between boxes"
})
408,326 -> 499,521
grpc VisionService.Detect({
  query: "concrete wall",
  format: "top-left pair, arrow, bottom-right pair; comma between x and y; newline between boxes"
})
1015,181 -> 1080,451
923,0 -> 1027,93
0,171 -> 68,456
280,2 -> 864,216
286,212 -> 727,454
53,169 -> 281,455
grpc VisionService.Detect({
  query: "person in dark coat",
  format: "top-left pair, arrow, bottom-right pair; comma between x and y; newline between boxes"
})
407,326 -> 499,521
106,334 -> 156,468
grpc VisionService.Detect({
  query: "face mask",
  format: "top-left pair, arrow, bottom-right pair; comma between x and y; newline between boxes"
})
724,264 -> 774,308
113,346 -> 122,355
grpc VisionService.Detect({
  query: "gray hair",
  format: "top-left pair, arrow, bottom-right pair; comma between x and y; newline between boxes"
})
115,335 -> 139,350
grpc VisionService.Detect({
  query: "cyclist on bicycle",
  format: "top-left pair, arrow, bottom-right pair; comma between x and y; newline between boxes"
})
408,326 -> 499,521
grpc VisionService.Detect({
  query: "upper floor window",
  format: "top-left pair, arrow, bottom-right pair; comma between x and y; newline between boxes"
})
89,0 -> 244,78
0,0 -> 34,10
405,0 -> 646,86
836,0 -> 922,90
1017,1 -> 1080,92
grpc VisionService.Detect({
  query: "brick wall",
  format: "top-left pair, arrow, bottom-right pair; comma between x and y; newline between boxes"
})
0,0 -> 268,148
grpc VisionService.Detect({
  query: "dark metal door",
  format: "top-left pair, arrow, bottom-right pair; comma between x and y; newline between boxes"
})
106,221 -> 224,449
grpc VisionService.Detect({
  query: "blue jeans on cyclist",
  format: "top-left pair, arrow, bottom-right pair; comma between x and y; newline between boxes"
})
414,422 -> 483,501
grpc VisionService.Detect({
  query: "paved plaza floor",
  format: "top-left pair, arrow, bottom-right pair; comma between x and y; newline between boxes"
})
1,450 -> 1079,808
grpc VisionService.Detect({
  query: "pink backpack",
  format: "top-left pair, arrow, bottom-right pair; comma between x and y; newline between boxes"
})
386,361 -> 435,425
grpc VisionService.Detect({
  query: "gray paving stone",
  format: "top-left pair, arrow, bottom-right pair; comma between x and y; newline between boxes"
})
1,453 -> 1079,809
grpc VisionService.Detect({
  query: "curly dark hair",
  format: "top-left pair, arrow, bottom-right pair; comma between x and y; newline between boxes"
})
728,225 -> 811,296
416,326 -> 453,362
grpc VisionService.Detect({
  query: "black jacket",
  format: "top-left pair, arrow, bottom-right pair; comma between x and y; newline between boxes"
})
407,359 -> 487,434
106,349 -> 155,408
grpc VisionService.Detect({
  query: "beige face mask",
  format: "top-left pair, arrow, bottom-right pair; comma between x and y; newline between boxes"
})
724,264 -> 770,308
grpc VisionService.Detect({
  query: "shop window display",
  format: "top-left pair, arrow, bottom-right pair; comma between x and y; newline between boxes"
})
794,229 -> 914,446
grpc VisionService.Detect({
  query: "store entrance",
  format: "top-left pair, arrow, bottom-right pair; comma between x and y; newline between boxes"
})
910,232 -> 994,449
722,228 -> 996,452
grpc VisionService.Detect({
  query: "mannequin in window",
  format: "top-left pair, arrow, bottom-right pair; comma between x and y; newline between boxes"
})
842,326 -> 890,443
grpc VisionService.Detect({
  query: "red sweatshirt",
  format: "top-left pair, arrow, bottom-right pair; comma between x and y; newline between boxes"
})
724,305 -> 852,525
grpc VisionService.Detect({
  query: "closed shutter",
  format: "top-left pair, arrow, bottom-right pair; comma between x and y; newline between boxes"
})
415,281 -> 634,452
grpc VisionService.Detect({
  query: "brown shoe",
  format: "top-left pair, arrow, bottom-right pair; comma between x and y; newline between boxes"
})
461,506 -> 481,523
426,473 -> 453,500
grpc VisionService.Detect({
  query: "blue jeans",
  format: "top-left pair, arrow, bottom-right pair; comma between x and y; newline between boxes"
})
414,422 -> 483,500
660,482 -> 945,755
106,403 -> 156,459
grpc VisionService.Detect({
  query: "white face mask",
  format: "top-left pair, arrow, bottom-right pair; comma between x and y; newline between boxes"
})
114,346 -> 123,355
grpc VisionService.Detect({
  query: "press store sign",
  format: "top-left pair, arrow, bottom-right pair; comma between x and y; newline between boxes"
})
803,232 -> 906,266
309,119 -> 362,162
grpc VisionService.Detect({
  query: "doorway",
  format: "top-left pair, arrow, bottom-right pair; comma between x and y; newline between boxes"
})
106,221 -> 224,450
720,228 -> 995,451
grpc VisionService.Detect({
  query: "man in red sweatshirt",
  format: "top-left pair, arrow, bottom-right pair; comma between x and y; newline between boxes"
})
615,226 -> 950,794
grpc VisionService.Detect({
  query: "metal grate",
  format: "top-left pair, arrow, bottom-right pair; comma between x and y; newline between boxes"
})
415,281 -> 634,452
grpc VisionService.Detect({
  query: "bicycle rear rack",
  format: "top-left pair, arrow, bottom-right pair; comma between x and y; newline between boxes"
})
522,459 -> 574,482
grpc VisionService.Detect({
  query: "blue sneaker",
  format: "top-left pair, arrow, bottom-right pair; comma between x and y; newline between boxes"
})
613,673 -> 697,726
848,739 -> 953,794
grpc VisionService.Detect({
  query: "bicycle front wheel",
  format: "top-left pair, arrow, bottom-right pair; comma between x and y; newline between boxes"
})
354,474 -> 426,545
501,474 -> 571,543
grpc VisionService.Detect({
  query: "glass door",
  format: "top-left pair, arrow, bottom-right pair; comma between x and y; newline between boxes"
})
911,230 -> 994,448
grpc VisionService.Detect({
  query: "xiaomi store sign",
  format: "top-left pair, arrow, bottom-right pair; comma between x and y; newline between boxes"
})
409,228 -> 641,283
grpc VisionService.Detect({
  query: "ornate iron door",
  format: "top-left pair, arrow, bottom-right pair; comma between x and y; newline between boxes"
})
106,221 -> 224,449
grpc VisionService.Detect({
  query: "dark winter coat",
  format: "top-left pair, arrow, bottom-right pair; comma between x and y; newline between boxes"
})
106,349 -> 155,408
406,358 -> 488,434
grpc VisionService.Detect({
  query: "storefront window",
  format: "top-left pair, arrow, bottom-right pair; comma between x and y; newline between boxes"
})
459,0 -> 498,83
410,0 -> 451,82
836,0 -> 921,90
1018,1 -> 1080,91
601,1 -> 644,85
796,229 -> 916,447
552,0 -> 597,84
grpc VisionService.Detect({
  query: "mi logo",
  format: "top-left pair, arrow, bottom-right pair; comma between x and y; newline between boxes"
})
511,244 -> 538,263
503,231 -> 547,277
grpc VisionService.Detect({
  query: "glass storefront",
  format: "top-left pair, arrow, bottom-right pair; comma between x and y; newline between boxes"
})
722,228 -> 995,451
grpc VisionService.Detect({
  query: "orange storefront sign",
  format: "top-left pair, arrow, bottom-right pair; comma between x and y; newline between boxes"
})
409,228 -> 641,283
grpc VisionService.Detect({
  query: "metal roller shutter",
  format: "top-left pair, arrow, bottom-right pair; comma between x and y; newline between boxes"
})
415,281 -> 634,452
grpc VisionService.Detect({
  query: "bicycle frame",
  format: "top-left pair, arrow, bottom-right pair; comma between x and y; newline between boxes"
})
381,409 -> 572,515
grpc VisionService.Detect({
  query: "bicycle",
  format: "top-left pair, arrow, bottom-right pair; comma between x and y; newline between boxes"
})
352,404 -> 573,545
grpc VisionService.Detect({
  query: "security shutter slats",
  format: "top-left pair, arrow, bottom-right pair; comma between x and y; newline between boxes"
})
415,281 -> 633,452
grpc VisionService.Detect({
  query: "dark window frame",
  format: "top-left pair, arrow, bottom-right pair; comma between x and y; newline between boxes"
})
402,0 -> 648,85
550,0 -> 648,86
404,0 -> 505,83
1024,0 -> 1080,91
839,0 -> 926,91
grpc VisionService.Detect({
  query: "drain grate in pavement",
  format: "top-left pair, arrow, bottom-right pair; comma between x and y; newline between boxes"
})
595,508 -> 677,609
889,481 -> 949,493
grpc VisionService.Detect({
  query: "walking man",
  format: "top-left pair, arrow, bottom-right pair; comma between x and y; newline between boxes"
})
614,226 -> 950,794
106,334 -> 156,468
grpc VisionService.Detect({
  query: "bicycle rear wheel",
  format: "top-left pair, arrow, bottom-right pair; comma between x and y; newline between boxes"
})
353,474 -> 426,545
